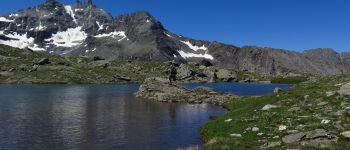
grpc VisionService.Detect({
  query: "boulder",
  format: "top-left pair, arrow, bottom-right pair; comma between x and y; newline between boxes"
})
261,104 -> 279,111
282,129 -> 338,148
135,78 -> 238,106
93,56 -> 105,61
19,64 -> 30,71
29,65 -> 39,72
341,131 -> 350,139
200,59 -> 213,67
338,82 -> 350,96
118,76 -> 132,82
274,87 -> 283,94
38,58 -> 50,65
177,64 -> 192,79
8,68 -> 16,72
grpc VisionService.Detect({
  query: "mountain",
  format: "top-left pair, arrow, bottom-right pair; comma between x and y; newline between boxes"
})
0,0 -> 349,76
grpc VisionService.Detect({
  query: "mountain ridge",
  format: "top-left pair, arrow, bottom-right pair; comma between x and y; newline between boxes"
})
0,0 -> 349,76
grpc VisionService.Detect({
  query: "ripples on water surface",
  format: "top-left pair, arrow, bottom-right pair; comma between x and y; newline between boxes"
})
0,83 -> 292,150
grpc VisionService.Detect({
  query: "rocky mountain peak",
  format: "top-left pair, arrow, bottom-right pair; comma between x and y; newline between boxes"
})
39,0 -> 63,10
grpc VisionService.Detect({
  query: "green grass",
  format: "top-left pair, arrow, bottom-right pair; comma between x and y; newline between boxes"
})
271,76 -> 309,84
200,75 -> 350,149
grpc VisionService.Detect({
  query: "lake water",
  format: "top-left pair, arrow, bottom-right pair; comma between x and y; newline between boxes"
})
0,83 -> 292,150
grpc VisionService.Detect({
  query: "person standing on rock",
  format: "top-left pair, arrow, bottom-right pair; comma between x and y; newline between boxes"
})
168,62 -> 177,84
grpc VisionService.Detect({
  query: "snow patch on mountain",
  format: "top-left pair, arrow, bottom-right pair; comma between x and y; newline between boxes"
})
164,32 -> 172,38
35,22 -> 46,31
181,41 -> 208,51
0,31 -> 45,51
96,21 -> 104,31
0,17 -> 14,22
64,5 -> 77,24
94,31 -> 129,42
9,14 -> 19,17
178,50 -> 214,60
45,27 -> 87,47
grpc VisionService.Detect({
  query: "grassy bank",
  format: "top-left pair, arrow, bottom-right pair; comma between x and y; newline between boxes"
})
200,75 -> 350,149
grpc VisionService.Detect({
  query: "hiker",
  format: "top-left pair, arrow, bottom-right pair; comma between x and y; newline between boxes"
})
168,63 -> 177,84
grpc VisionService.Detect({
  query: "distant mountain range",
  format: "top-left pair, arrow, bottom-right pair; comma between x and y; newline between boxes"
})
0,0 -> 349,76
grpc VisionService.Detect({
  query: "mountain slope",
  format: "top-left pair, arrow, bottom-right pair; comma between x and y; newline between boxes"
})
0,0 -> 349,76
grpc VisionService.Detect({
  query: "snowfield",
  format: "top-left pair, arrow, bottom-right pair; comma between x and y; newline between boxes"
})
181,40 -> 208,51
0,31 -> 45,51
0,17 -> 14,22
94,31 -> 129,42
45,27 -> 87,47
178,50 -> 214,60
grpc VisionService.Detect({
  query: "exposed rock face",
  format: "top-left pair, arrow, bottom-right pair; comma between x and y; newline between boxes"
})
1,0 -> 350,75
282,129 -> 338,148
135,78 -> 238,106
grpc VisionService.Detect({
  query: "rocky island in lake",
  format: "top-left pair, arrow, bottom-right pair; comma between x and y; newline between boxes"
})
136,77 -> 238,106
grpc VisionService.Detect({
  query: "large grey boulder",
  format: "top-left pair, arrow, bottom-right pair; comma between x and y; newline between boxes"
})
338,82 -> 350,96
282,129 -> 338,148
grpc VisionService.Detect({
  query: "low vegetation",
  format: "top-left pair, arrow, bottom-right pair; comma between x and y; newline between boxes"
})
201,75 -> 350,149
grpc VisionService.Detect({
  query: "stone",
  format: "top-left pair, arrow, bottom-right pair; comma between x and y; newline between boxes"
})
278,125 -> 287,131
224,118 -> 232,122
93,56 -> 105,61
252,127 -> 260,132
341,131 -> 350,139
325,91 -> 335,97
288,107 -> 301,112
177,64 -> 192,79
216,69 -> 233,81
317,102 -> 328,106
282,132 -> 306,144
8,68 -> 15,72
274,87 -> 282,94
38,58 -> 50,65
321,119 -> 331,124
261,104 -> 279,111
338,82 -> 350,96
260,141 -> 281,149
200,59 -> 213,67
29,65 -> 39,72
19,64 -> 30,71
118,76 -> 131,82
230,134 -> 242,138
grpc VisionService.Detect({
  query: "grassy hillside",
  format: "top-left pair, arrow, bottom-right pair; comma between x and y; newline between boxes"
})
201,75 -> 350,149
0,45 -> 169,84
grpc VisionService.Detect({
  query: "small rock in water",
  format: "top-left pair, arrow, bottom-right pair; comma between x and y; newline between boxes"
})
261,104 -> 279,111
341,131 -> 350,139
224,118 -> 232,122
230,134 -> 242,138
274,87 -> 282,94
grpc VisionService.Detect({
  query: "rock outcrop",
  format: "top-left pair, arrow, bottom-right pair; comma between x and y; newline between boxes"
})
135,78 -> 238,106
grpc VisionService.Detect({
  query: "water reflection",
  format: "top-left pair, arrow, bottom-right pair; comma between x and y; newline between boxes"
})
0,84 -> 225,150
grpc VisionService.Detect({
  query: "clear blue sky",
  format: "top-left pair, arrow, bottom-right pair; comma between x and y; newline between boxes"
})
1,0 -> 349,52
